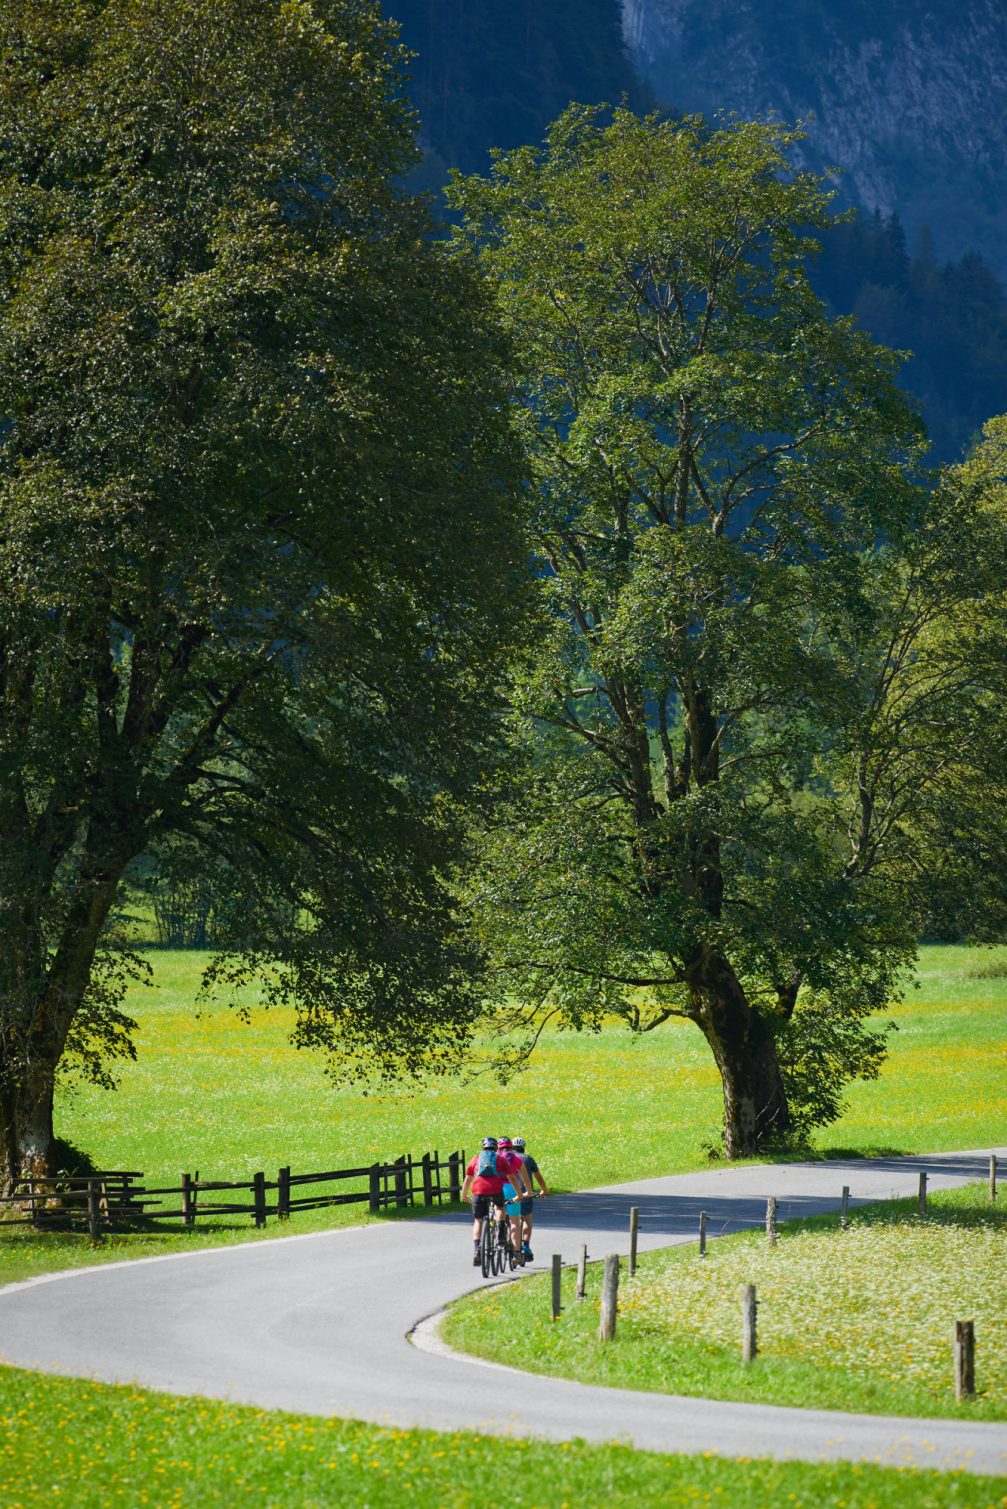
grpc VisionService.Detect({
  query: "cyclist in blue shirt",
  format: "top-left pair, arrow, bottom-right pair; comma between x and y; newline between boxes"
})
511,1136 -> 548,1262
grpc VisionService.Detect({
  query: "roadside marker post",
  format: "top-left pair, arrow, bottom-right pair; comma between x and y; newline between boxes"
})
741,1283 -> 757,1363
551,1255 -> 562,1321
576,1244 -> 587,1300
954,1319 -> 976,1401
599,1254 -> 619,1341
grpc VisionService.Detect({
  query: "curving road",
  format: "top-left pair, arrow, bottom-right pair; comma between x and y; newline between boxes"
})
1,1149 -> 1005,1475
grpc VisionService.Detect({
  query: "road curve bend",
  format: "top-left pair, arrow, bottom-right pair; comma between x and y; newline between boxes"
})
1,1149 -> 1005,1475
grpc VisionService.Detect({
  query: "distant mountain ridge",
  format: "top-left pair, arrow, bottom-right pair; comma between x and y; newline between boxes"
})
622,0 -> 1007,282
385,0 -> 1006,459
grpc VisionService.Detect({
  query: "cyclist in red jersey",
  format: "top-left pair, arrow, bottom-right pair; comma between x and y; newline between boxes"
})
460,1136 -> 531,1266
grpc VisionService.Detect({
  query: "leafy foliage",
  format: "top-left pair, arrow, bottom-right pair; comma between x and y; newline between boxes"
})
0,0 -> 527,1178
450,108 -> 1007,1154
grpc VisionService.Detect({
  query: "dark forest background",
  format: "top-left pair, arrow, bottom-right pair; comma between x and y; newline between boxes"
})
388,0 -> 1007,464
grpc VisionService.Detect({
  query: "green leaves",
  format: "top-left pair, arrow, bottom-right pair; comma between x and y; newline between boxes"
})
0,0 -> 529,1175
452,106 -> 978,1152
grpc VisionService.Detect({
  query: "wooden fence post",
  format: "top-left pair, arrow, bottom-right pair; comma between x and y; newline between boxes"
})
990,1153 -> 997,1203
448,1151 -> 461,1204
629,1206 -> 639,1276
766,1196 -> 777,1247
253,1171 -> 266,1228
699,1210 -> 707,1256
181,1173 -> 193,1227
551,1255 -> 563,1320
576,1243 -> 588,1300
421,1153 -> 434,1206
918,1170 -> 927,1216
841,1185 -> 849,1229
394,1155 -> 408,1209
599,1254 -> 619,1342
87,1178 -> 102,1242
954,1320 -> 975,1401
368,1163 -> 381,1213
277,1166 -> 290,1221
741,1283 -> 757,1363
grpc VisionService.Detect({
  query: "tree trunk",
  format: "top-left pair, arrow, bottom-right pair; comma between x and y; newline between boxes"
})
0,857 -> 128,1193
0,1047 -> 57,1193
688,949 -> 792,1158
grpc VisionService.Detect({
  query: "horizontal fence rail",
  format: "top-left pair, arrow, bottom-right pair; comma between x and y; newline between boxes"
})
0,1149 -> 465,1235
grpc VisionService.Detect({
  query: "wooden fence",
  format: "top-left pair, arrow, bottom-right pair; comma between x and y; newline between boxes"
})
0,1148 -> 466,1234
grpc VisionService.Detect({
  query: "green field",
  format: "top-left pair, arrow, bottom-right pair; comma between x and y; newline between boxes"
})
0,943 -> 1002,1289
53,943 -> 1007,1187
443,1183 -> 1007,1421
0,1363 -> 1003,1509
2,945 -> 1005,1506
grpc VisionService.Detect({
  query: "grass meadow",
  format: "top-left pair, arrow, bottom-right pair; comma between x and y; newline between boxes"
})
443,1182 -> 1007,1421
0,942 -> 1002,1290
1,944 -> 1004,1507
0,1363 -> 1004,1509
52,942 -> 1007,1191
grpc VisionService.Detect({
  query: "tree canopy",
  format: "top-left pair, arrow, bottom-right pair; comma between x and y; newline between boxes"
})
0,0 -> 527,1185
450,108 -> 1007,1156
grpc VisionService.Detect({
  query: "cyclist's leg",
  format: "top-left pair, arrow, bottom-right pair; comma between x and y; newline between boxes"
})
501,1183 -> 522,1263
520,1196 -> 535,1256
509,1208 -> 523,1260
472,1194 -> 489,1265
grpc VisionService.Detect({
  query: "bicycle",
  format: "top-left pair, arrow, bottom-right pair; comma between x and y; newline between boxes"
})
476,1201 -> 512,1277
475,1192 -> 538,1278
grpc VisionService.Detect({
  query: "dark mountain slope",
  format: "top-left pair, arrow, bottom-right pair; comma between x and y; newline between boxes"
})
624,0 -> 1007,283
388,0 -> 646,178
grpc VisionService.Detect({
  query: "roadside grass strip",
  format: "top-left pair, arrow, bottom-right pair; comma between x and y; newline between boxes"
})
0,1365 -> 1004,1509
442,1184 -> 1007,1422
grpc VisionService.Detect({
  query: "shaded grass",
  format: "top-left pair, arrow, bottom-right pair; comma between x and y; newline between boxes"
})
0,1364 -> 1003,1509
442,1183 -> 1007,1422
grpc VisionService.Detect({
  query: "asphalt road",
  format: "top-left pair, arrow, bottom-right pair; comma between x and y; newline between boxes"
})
1,1149 -> 1005,1475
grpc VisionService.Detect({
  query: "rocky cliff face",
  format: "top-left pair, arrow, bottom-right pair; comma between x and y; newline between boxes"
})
622,0 -> 1007,279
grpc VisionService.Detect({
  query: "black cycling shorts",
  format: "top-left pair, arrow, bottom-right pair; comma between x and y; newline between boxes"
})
472,1192 -> 505,1218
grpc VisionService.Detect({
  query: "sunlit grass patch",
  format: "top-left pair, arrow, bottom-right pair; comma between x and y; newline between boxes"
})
0,943 -> 1001,1288
0,1363 -> 1003,1508
442,1182 -> 1007,1421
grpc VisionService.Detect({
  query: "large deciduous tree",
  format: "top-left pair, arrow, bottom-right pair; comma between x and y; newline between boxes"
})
450,108 -> 1007,1157
0,0 -> 527,1187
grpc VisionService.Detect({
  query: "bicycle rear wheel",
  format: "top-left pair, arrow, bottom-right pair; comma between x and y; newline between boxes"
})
480,1220 -> 493,1278
492,1216 -> 506,1275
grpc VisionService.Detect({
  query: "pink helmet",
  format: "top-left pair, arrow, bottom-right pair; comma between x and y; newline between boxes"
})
497,1136 -> 513,1150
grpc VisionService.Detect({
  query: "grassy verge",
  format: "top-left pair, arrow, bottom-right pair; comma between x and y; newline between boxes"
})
1,943 -> 1002,1287
0,1364 -> 1003,1509
442,1183 -> 1007,1422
